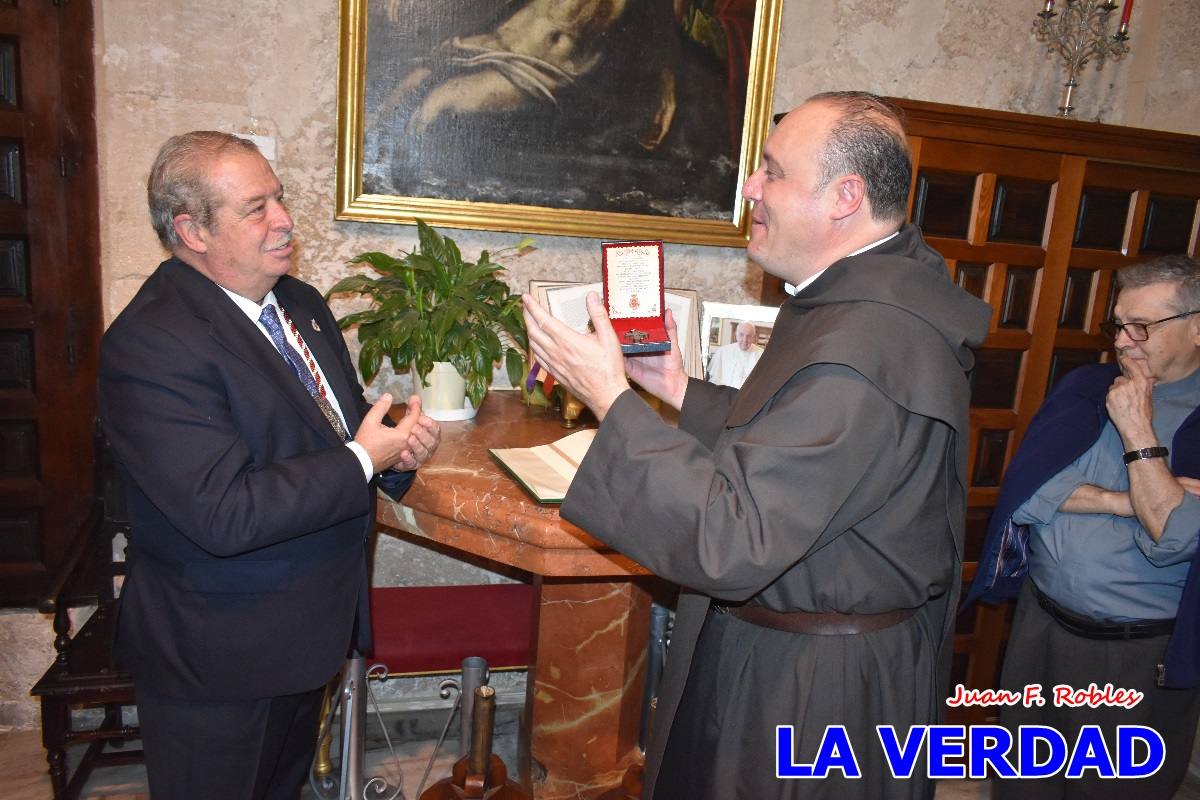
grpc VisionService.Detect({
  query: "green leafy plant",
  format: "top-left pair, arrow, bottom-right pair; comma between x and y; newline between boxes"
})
326,220 -> 531,407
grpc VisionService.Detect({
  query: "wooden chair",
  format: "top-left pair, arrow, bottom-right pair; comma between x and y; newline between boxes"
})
30,426 -> 140,800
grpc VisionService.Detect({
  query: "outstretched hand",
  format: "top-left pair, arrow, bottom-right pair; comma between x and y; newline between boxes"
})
522,292 -> 630,421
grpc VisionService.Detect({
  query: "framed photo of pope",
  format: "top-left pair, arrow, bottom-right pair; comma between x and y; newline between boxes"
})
700,302 -> 778,389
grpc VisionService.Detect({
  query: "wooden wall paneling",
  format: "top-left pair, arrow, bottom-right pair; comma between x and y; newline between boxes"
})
0,1 -> 100,606
905,134 -> 924,222
896,98 -> 1200,172
969,174 -> 996,246
948,258 -> 993,302
1013,154 -> 1087,446
1127,191 -> 1153,261
1074,186 -> 1132,251
1058,267 -> 1095,329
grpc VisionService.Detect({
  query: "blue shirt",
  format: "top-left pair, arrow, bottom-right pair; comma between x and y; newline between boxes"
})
1016,366 -> 1200,621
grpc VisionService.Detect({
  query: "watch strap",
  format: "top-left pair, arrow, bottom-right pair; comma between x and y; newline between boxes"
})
1123,446 -> 1169,464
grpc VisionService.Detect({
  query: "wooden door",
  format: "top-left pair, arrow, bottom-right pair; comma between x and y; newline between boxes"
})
0,0 -> 101,606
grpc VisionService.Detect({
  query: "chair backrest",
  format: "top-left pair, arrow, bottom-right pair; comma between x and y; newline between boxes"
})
40,422 -> 130,672
82,426 -> 129,606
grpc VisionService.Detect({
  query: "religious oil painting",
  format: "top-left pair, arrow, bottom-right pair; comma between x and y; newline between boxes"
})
336,0 -> 782,246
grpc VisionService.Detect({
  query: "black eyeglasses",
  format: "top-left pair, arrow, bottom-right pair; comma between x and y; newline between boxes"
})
1099,310 -> 1200,341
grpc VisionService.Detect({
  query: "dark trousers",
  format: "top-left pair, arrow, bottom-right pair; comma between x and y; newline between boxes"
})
136,684 -> 326,800
995,581 -> 1200,800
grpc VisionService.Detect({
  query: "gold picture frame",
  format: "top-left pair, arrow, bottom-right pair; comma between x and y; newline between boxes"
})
335,0 -> 782,247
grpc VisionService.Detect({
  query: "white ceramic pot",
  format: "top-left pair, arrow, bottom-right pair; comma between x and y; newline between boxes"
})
412,361 -> 479,421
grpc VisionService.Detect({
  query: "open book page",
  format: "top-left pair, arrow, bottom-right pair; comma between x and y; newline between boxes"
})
527,279 -> 703,380
489,428 -> 598,503
545,282 -> 602,334
664,290 -> 701,379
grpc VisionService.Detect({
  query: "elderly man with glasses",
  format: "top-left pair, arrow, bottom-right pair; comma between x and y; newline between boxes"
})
968,254 -> 1200,799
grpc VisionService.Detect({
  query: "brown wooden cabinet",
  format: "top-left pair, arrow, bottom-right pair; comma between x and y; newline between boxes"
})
763,98 -> 1200,719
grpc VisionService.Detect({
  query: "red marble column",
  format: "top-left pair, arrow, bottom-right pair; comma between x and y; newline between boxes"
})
527,577 -> 651,799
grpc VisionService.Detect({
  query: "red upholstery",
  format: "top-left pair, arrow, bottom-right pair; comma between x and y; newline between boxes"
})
368,584 -> 535,674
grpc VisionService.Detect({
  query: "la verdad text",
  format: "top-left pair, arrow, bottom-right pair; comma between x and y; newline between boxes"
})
776,723 -> 1164,780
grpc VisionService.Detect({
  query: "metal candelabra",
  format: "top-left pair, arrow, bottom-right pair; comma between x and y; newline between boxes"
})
1033,0 -> 1131,117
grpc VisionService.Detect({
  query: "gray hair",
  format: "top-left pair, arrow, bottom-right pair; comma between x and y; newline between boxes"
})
798,91 -> 912,223
147,131 -> 261,249
1116,255 -> 1200,313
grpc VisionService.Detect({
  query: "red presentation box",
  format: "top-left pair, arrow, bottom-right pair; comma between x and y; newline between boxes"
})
601,240 -> 671,355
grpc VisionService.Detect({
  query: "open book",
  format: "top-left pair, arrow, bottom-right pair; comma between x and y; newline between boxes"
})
489,429 -> 597,504
528,280 -> 704,380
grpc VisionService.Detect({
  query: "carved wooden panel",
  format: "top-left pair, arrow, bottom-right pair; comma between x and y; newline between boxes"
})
0,138 -> 20,203
1059,268 -> 1095,329
953,260 -> 990,299
0,38 -> 14,107
1000,266 -> 1038,329
0,420 -> 34,475
971,348 -> 1023,409
1102,272 -> 1119,322
972,429 -> 1010,488
0,236 -> 24,297
0,510 -> 42,562
1049,348 -> 1104,389
989,178 -> 1053,245
1081,161 -> 1200,261
0,330 -> 31,387
1141,195 -> 1198,255
1074,188 -> 1130,250
913,169 -> 975,239
963,506 -> 993,564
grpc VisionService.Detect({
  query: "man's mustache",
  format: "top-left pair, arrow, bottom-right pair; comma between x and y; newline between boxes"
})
267,231 -> 293,251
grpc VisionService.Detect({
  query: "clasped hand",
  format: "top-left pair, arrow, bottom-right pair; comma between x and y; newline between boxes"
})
355,393 -> 440,473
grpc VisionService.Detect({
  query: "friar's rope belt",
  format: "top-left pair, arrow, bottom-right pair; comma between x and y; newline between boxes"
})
714,603 -> 916,635
1033,583 -> 1175,640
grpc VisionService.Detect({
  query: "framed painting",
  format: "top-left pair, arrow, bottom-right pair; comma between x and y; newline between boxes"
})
336,0 -> 782,247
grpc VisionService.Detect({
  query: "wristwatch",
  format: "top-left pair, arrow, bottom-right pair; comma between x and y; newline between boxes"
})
1123,446 -> 1169,464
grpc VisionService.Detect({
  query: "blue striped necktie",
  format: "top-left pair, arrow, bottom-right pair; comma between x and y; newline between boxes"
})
258,304 -> 351,441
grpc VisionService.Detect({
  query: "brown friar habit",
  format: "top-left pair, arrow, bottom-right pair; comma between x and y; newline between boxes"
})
562,224 -> 992,800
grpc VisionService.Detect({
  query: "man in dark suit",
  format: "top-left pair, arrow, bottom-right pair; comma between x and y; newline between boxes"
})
98,131 -> 440,799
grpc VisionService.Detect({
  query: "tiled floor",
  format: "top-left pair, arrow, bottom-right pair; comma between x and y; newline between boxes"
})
0,726 -> 991,800
0,726 -> 463,800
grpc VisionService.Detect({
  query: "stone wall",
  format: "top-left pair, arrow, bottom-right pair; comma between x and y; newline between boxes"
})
4,0 -> 1197,731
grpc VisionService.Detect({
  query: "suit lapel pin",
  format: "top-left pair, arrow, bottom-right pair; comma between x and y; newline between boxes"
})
311,319 -> 321,332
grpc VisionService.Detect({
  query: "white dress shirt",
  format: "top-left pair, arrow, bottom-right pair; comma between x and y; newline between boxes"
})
219,286 -> 375,481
